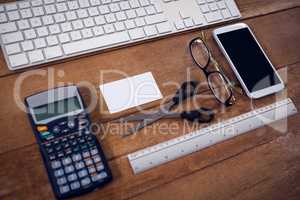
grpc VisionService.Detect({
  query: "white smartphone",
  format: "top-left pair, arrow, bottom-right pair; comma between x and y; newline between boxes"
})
213,23 -> 284,99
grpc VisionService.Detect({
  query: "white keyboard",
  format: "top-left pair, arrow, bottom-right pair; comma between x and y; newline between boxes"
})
0,0 -> 241,70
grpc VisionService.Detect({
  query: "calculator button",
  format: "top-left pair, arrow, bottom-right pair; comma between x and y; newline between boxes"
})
63,142 -> 70,148
91,172 -> 107,182
73,146 -> 80,152
62,137 -> 68,142
67,173 -> 78,182
76,132 -> 83,137
54,169 -> 64,177
81,177 -> 91,186
54,140 -> 59,145
65,165 -> 75,174
79,138 -> 85,144
71,140 -> 77,146
85,158 -> 93,166
37,125 -> 48,132
75,161 -> 85,170
65,148 -> 72,155
93,155 -> 101,163
57,151 -> 64,158
72,154 -> 82,162
70,181 -> 80,190
55,145 -> 62,151
57,177 -> 67,185
49,154 -> 56,160
69,135 -> 75,140
47,148 -> 54,154
96,163 -> 104,171
88,166 -> 96,174
53,126 -> 60,134
90,149 -> 98,156
51,161 -> 61,169
59,185 -> 70,194
78,169 -> 88,178
82,151 -> 90,158
45,143 -> 51,148
68,120 -> 75,128
86,135 -> 93,141
62,157 -> 72,166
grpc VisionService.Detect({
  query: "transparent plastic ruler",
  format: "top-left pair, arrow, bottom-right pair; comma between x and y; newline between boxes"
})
128,98 -> 298,174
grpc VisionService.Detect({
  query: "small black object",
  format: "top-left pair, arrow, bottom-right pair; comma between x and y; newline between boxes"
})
25,86 -> 112,199
180,107 -> 214,123
171,81 -> 199,107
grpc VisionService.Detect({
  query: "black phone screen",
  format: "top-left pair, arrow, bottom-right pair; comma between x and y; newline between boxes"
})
217,28 -> 281,92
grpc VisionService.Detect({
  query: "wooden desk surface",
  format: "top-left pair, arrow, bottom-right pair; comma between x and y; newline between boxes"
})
0,1 -> 300,200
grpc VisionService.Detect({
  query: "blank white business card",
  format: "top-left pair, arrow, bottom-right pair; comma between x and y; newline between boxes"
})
99,72 -> 163,114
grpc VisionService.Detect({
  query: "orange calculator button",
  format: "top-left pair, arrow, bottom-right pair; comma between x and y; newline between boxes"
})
37,126 -> 48,132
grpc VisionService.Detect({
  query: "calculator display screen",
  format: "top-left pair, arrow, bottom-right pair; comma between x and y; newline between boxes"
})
32,97 -> 82,122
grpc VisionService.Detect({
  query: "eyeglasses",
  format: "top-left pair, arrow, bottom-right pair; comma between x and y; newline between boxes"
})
189,33 -> 236,106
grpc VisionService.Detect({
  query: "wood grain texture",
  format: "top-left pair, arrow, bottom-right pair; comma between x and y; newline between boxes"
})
0,1 -> 300,200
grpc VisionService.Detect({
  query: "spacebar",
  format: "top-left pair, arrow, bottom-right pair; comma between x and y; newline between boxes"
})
63,31 -> 130,55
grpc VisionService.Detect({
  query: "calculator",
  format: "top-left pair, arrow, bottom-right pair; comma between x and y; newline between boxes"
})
25,86 -> 112,199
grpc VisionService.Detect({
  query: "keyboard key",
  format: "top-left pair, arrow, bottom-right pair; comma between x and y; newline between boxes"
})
81,28 -> 93,38
0,22 -> 17,34
204,11 -> 223,23
20,9 -> 33,19
34,38 -> 47,48
63,31 -> 130,55
44,46 -> 63,59
221,9 -> 231,19
7,11 -> 20,21
24,29 -> 37,40
92,26 -> 104,36
183,18 -> 194,28
2,31 -> 23,44
9,53 -> 28,67
129,28 -> 145,39
145,13 -> 166,25
0,13 -> 7,23
144,25 -> 157,36
5,3 -> 17,11
70,31 -> 82,41
21,41 -> 34,51
28,50 -> 44,63
46,36 -> 58,46
156,22 -> 172,34
5,43 -> 21,55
